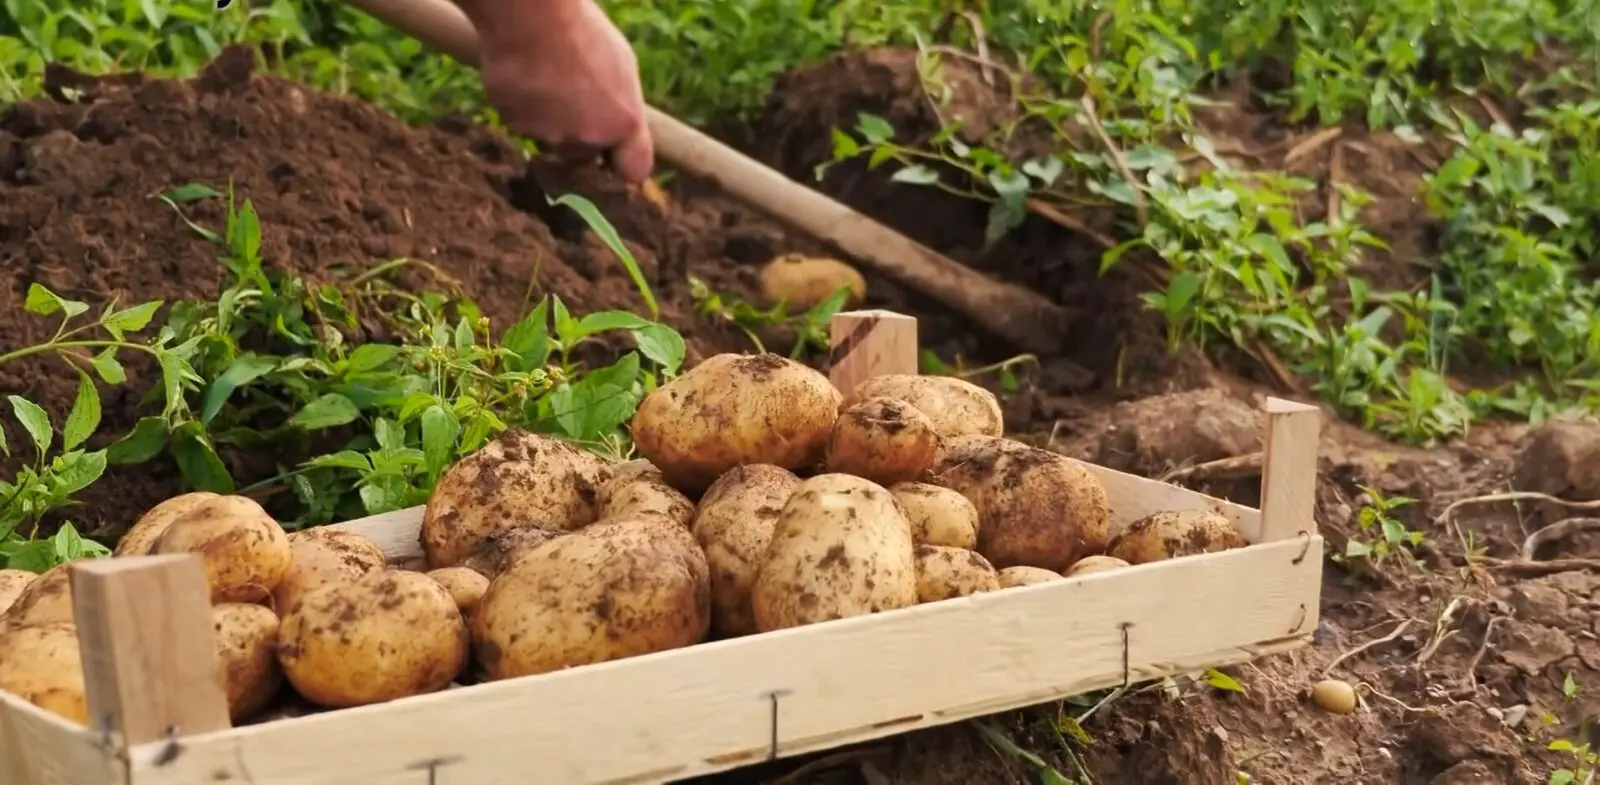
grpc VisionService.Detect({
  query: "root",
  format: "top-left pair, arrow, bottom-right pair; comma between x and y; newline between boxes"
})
1321,619 -> 1413,678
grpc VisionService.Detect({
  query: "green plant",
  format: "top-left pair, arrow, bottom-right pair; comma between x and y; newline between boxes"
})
1338,485 -> 1423,568
0,390 -> 114,572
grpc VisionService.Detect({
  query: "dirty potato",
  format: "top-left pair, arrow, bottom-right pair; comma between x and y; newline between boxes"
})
928,436 -> 1111,572
825,397 -> 942,486
212,603 -> 283,722
996,566 -> 1064,588
890,482 -> 979,549
1064,555 -> 1131,577
0,569 -> 37,617
458,525 -> 561,581
115,491 -> 221,556
758,253 -> 867,310
271,528 -> 386,614
153,495 -> 293,604
278,569 -> 468,708
631,353 -> 841,492
599,471 -> 695,529
843,374 -> 1003,440
427,567 -> 490,621
421,430 -> 613,569
751,474 -> 918,632
0,622 -> 88,724
1106,510 -> 1248,565
473,517 -> 710,680
691,464 -> 802,637
0,562 -> 75,629
914,545 -> 1000,603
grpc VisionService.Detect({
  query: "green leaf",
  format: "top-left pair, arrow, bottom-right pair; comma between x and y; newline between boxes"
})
202,354 -> 279,424
420,405 -> 460,479
289,393 -> 362,430
3,541 -> 58,573
890,164 -> 940,185
1202,668 -> 1245,693
158,183 -> 222,203
52,521 -> 109,562
855,112 -> 895,144
501,299 -> 551,370
103,300 -> 163,334
107,417 -> 169,464
90,348 -> 127,385
171,423 -> 234,493
577,310 -> 652,335
62,374 -> 101,451
23,283 -> 88,318
549,195 -> 660,319
632,323 -> 686,373
345,344 -> 400,374
50,450 -> 107,498
553,353 -> 641,439
7,395 -> 52,456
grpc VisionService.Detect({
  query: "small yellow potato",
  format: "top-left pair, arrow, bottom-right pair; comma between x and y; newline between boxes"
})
427,567 -> 490,621
914,545 -> 1000,603
115,491 -> 220,556
458,525 -> 561,581
153,495 -> 293,604
690,464 -> 802,637
0,622 -> 88,724
211,603 -> 283,722
1310,679 -> 1358,714
843,374 -> 1003,440
996,566 -> 1064,588
1105,510 -> 1248,565
890,482 -> 978,549
825,396 -> 942,486
758,253 -> 866,310
1064,555 -> 1131,577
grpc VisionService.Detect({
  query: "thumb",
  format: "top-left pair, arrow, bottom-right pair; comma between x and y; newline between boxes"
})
610,122 -> 655,184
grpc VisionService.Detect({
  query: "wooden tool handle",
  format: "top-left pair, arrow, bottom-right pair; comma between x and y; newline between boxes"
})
341,0 -> 1074,355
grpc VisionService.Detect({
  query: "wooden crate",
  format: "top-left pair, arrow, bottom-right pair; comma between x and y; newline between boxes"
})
1,310 -> 1325,785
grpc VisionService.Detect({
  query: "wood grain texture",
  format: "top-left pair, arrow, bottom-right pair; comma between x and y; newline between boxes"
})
0,693 -> 117,785
827,310 -> 918,395
1257,397 -> 1322,543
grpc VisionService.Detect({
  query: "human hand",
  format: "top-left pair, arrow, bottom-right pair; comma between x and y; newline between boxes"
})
457,0 -> 654,183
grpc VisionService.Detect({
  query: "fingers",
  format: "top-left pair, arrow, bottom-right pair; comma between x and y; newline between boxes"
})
610,122 -> 655,184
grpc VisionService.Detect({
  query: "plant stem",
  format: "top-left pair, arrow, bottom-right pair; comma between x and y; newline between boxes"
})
0,340 -> 157,368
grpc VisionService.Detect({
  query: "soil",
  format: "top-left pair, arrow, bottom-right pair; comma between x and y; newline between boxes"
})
4,44 -> 1598,785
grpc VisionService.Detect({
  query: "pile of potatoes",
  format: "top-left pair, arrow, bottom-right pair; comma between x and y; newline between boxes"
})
0,352 -> 1250,727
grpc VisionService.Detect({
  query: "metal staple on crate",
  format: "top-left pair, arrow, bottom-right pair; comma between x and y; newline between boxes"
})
765,689 -> 793,761
1118,622 -> 1133,689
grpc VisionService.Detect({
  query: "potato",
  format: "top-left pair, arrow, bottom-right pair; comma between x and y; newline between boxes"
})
473,517 -> 710,680
691,464 -> 802,637
421,430 -> 613,569
0,569 -> 37,616
0,561 -> 74,629
929,436 -> 1111,572
610,458 -> 664,485
427,567 -> 490,620
458,525 -> 561,581
212,603 -> 282,722
914,545 -> 999,602
759,253 -> 866,310
631,353 -> 841,492
278,569 -> 467,708
599,472 -> 695,529
0,622 -> 87,724
272,528 -> 386,613
1106,510 -> 1248,565
843,374 -> 1003,440
996,566 -> 1064,588
890,482 -> 978,549
825,397 -> 942,486
154,495 -> 292,604
751,474 -> 917,632
1064,555 -> 1130,577
115,491 -> 220,556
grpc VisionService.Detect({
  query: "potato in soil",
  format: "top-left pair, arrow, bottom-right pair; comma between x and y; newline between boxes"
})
213,603 -> 283,722
458,525 -> 560,581
914,545 -> 1000,603
421,429 -> 613,569
0,622 -> 88,724
598,471 -> 695,529
929,436 -> 1111,572
115,491 -> 220,556
278,569 -> 468,708
1106,510 -> 1248,565
691,464 -> 802,637
751,474 -> 917,632
631,353 -> 841,492
825,396 -> 941,486
996,566 -> 1063,588
0,561 -> 75,629
758,253 -> 867,310
891,482 -> 978,550
843,374 -> 1003,440
153,494 -> 293,603
0,568 -> 37,617
473,517 -> 710,680
1064,555 -> 1130,577
272,527 -> 386,613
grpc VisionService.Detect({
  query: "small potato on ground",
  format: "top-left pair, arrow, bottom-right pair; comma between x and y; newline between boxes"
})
1106,510 -> 1248,565
1,561 -> 75,629
691,464 -> 802,637
631,353 -> 841,492
115,491 -> 220,556
421,429 -> 613,569
272,528 -> 386,613
825,397 -> 942,487
0,622 -> 87,724
844,374 -> 1003,440
598,472 -> 695,529
212,603 -> 283,722
1064,555 -> 1130,577
751,474 -> 917,632
473,517 -> 710,680
890,482 -> 978,549
154,494 -> 292,603
428,567 -> 490,620
914,545 -> 999,603
758,253 -> 866,311
0,569 -> 38,616
278,569 -> 467,708
996,566 -> 1063,588
458,525 -> 561,581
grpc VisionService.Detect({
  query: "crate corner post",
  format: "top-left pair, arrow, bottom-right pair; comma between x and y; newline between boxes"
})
827,310 -> 918,394
1256,397 -> 1321,544
70,553 -> 232,766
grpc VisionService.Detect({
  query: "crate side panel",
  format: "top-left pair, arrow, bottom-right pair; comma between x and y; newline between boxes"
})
0,692 -> 120,785
136,538 -> 1319,785
1076,459 -> 1262,537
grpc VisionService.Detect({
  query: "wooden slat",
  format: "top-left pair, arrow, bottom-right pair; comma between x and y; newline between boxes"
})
826,310 -> 919,395
0,692 -> 120,785
1257,397 -> 1322,543
128,536 -> 1320,785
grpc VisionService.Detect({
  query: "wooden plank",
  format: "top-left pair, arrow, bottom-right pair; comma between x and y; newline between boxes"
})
827,310 -> 918,394
0,691 -> 121,785
129,536 -> 1320,785
71,555 -> 232,747
1257,397 -> 1322,543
